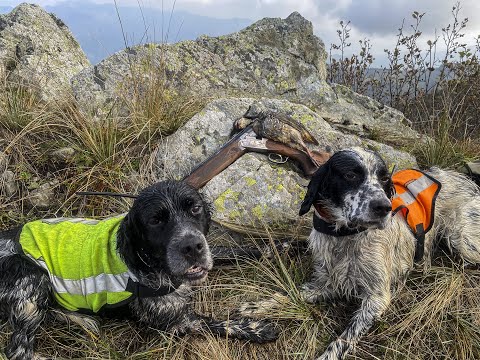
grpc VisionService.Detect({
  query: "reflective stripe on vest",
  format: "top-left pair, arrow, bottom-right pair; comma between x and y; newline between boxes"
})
27,256 -> 137,295
392,169 -> 442,262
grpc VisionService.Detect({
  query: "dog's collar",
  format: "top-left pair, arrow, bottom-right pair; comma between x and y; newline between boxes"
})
313,205 -> 367,237
126,278 -> 176,298
133,249 -> 178,296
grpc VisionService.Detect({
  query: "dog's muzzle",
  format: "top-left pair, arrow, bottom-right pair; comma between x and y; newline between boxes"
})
168,229 -> 213,284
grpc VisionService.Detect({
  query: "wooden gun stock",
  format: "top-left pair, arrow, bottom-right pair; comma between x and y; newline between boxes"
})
183,126 -> 252,189
183,126 -> 330,189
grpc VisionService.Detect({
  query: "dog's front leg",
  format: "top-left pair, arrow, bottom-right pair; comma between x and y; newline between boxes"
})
186,312 -> 279,343
130,286 -> 278,343
318,294 -> 390,360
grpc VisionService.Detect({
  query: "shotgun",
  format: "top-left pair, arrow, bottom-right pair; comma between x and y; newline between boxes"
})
183,125 -> 330,189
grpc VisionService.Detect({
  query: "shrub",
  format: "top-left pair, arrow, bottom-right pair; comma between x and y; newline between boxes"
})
328,2 -> 480,168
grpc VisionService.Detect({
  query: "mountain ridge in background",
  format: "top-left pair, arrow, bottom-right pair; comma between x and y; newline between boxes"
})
0,2 -> 251,64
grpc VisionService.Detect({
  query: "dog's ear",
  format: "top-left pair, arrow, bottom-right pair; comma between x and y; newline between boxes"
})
124,211 -> 140,239
119,211 -> 144,250
117,213 -> 137,265
299,162 -> 330,216
199,192 -> 213,233
385,164 -> 396,199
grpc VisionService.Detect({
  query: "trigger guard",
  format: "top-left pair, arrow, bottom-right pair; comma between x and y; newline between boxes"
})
268,153 -> 289,164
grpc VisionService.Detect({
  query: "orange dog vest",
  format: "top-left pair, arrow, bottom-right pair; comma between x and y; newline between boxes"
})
392,169 -> 442,262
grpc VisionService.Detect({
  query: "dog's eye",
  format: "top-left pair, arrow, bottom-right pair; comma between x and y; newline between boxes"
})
148,217 -> 162,225
344,172 -> 358,181
191,205 -> 203,216
149,210 -> 168,225
148,216 -> 162,225
379,175 -> 390,183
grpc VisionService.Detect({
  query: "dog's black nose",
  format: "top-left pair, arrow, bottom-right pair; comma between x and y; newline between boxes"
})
370,199 -> 392,217
181,236 -> 206,259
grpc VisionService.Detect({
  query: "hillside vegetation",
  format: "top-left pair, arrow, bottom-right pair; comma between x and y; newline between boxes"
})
328,3 -> 480,168
0,3 -> 479,360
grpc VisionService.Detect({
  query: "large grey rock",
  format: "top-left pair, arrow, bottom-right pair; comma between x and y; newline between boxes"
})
70,11 -> 420,144
156,98 -> 417,230
0,3 -> 90,102
316,84 -> 421,143
71,12 -> 331,117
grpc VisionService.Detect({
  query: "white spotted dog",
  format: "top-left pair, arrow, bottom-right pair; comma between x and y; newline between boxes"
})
0,181 -> 278,360
241,147 -> 480,360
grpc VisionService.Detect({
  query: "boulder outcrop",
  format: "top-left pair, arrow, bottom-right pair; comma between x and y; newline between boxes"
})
0,3 -> 90,102
71,12 -> 419,144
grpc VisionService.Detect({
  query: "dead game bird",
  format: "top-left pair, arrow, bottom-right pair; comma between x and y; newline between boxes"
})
234,105 -> 320,164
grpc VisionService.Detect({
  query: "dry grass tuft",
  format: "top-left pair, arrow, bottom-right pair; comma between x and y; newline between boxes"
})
412,114 -> 480,169
0,54 -> 205,227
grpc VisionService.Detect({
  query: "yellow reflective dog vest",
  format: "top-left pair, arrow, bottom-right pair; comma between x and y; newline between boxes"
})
391,169 -> 442,262
17,216 -> 173,313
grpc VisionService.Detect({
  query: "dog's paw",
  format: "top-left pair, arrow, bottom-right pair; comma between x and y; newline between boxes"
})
316,351 -> 339,360
315,340 -> 348,360
33,355 -> 49,360
243,319 -> 279,343
237,292 -> 287,318
51,309 -> 100,335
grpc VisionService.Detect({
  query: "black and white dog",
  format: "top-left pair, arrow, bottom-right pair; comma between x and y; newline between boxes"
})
242,147 -> 480,360
298,148 -> 480,360
0,180 -> 277,359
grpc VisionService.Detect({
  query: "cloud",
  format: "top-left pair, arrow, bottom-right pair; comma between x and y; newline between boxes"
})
5,0 -> 480,66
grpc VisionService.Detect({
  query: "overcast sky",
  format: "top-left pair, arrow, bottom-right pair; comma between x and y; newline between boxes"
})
5,0 -> 480,65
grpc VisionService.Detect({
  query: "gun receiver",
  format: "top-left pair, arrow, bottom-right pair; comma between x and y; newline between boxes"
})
183,126 -> 330,189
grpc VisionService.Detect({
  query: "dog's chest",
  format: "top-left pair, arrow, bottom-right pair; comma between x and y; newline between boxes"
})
309,231 -> 382,298
130,290 -> 192,330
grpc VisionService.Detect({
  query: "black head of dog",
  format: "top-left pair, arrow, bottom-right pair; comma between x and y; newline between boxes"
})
299,148 -> 395,230
117,180 -> 213,285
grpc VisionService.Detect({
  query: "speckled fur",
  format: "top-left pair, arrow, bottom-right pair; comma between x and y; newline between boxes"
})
305,148 -> 480,360
0,181 -> 277,359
